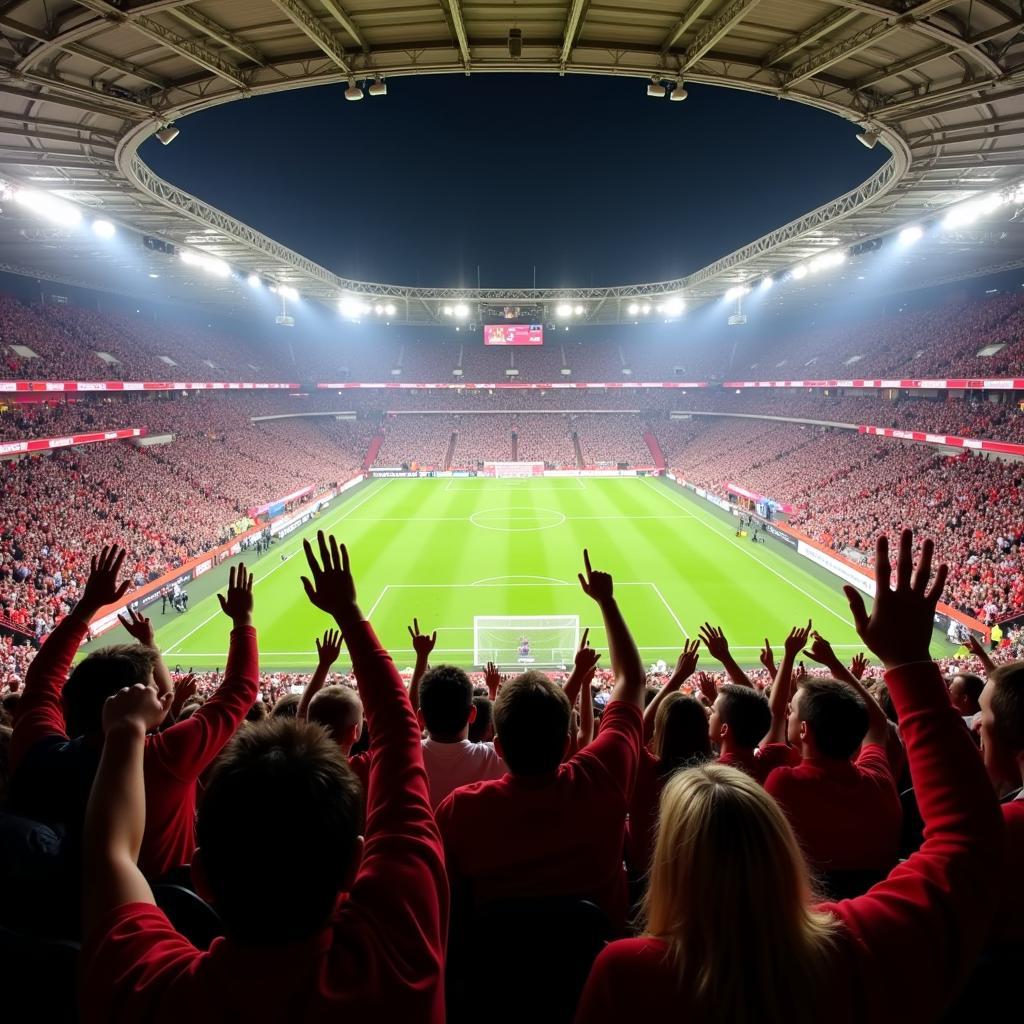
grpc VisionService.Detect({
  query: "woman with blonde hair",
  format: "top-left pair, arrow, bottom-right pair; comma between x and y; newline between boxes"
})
576,531 -> 1003,1024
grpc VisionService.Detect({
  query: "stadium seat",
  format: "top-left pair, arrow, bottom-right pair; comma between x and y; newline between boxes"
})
152,884 -> 223,950
448,896 -> 612,1024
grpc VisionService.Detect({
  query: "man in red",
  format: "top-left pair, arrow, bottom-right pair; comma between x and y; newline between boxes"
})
435,549 -> 644,928
710,683 -> 797,782
79,530 -> 447,1023
11,546 -> 258,880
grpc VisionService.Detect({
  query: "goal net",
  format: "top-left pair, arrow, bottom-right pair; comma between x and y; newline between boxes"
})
473,615 -> 580,669
485,461 -> 544,478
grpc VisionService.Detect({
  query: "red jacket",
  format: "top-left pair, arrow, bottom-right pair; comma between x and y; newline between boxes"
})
80,620 -> 448,1024
574,663 -> 1003,1024
12,610 -> 258,879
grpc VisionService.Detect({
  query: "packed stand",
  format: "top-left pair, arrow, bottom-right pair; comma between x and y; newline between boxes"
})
574,414 -> 654,466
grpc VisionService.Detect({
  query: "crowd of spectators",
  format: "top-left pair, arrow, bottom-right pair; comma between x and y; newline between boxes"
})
574,414 -> 655,467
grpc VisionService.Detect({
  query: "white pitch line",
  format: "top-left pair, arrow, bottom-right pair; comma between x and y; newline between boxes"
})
365,585 -> 390,619
643,478 -> 853,629
650,582 -> 690,640
343,514 -> 693,522
163,479 -> 391,656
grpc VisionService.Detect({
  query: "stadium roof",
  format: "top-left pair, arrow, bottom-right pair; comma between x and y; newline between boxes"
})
0,0 -> 1023,323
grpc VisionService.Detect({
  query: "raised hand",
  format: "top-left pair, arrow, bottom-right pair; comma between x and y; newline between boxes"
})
217,563 -> 254,626
80,545 -> 131,613
850,653 -> 869,680
578,549 -> 614,605
794,662 -> 808,685
759,638 -> 777,678
408,618 -> 437,660
170,673 -> 197,720
574,628 -> 601,676
315,628 -> 343,667
672,638 -> 700,682
698,623 -> 730,662
117,607 -> 154,647
784,620 -> 813,659
843,529 -> 947,669
485,661 -> 505,699
804,630 -> 839,669
102,683 -> 172,736
301,531 -> 359,625
695,671 -> 718,705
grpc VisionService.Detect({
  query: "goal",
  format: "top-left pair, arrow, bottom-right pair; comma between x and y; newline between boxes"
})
473,615 -> 580,668
485,461 -> 544,478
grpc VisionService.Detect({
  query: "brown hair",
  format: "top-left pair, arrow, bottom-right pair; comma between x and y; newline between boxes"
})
63,645 -> 158,736
493,671 -> 570,776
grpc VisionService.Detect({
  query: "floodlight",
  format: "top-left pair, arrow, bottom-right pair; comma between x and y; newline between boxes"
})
155,124 -> 180,145
14,189 -> 81,227
663,296 -> 684,317
670,83 -> 688,102
442,305 -> 453,316
791,264 -> 808,280
761,276 -> 774,289
384,303 -> 396,316
899,225 -> 923,245
641,303 -> 651,314
555,302 -> 573,318
628,302 -> 640,315
344,79 -> 364,101
92,218 -> 115,239
247,273 -> 261,288
855,129 -> 878,149
368,75 -> 387,97
278,285 -> 298,300
646,77 -> 667,98
453,302 -> 470,319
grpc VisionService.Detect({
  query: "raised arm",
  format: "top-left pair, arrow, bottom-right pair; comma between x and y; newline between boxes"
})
577,671 -> 595,750
579,549 -> 645,708
805,631 -> 889,748
762,621 -> 812,746
150,565 -> 258,774
12,545 -> 130,770
300,531 -> 447,952
643,639 -> 699,745
832,530 -> 1003,1022
564,628 -> 600,709
117,608 -> 172,701
966,631 -> 998,678
407,619 -> 436,713
698,624 -> 753,689
297,629 -> 343,720
83,682 -> 172,937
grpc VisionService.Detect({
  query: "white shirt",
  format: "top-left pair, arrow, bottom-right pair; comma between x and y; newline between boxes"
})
420,737 -> 506,808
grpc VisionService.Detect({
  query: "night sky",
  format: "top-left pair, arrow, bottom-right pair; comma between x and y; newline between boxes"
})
142,74 -> 888,289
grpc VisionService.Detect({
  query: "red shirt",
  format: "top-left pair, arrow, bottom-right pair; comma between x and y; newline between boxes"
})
718,743 -> 798,784
994,797 -> 1024,945
625,747 -> 662,874
765,744 -> 901,873
80,620 -> 448,1024
575,664 -> 1004,1024
436,700 -> 642,926
11,611 -> 259,879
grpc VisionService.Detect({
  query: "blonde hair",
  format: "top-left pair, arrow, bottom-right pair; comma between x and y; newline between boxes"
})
643,763 -> 839,1024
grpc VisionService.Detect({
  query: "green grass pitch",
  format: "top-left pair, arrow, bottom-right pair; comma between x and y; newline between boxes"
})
131,476 -> 950,673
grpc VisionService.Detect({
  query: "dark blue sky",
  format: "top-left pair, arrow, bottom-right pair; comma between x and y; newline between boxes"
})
142,74 -> 887,289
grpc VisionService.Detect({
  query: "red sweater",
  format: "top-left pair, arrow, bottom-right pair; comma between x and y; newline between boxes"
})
80,620 -> 448,1024
12,611 -> 258,879
718,743 -> 798,784
764,743 -> 902,873
436,700 -> 642,927
574,663 -> 1003,1024
995,797 -> 1024,945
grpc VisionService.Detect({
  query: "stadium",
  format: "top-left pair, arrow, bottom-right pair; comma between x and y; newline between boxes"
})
0,1 -> 1022,1021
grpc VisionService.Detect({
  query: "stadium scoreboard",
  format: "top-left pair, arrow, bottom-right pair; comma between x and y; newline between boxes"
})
483,325 -> 544,346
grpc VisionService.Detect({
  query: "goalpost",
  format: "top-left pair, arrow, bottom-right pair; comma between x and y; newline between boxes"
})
473,615 -> 580,669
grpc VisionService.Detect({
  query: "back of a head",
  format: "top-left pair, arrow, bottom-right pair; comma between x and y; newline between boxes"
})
270,693 -> 300,719
989,661 -> 1024,753
196,718 -> 364,944
951,672 -> 984,713
63,645 -> 158,737
419,665 -> 473,738
797,679 -> 869,760
309,685 -> 363,744
718,684 -> 772,749
493,671 -> 570,776
653,693 -> 712,773
646,763 -> 837,1022
468,695 -> 493,743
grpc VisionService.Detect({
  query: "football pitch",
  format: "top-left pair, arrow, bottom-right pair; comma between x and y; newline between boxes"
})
133,476 -> 948,673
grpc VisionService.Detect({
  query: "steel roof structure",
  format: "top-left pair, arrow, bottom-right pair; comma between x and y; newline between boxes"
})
0,0 -> 1023,323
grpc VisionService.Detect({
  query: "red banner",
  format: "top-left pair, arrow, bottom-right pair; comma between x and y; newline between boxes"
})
0,427 -> 144,457
723,378 -> 1024,391
317,381 -> 708,390
0,381 -> 298,393
859,424 -> 1024,457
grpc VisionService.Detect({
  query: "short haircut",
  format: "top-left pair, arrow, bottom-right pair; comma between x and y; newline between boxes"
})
493,671 -> 570,776
309,685 -> 363,743
718,684 -> 772,748
197,718 -> 364,943
952,672 -> 985,705
419,665 -> 474,737
796,679 -> 869,760
990,661 -> 1024,752
245,700 -> 267,723
468,695 -> 493,743
63,645 -> 158,737
871,682 -> 897,724
653,693 -> 712,774
270,693 -> 300,719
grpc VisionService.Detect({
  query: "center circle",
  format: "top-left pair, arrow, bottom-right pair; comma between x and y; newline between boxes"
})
469,507 -> 567,532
